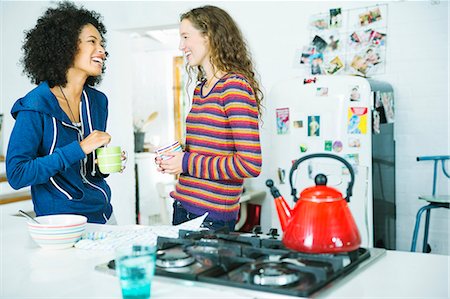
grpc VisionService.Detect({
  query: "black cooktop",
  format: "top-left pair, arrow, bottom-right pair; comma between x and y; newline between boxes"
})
106,228 -> 371,297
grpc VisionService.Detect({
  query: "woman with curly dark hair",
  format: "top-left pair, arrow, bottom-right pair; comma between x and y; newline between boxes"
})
6,2 -> 116,224
155,5 -> 263,231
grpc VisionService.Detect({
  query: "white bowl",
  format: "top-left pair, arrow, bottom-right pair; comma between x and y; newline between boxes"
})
27,214 -> 87,249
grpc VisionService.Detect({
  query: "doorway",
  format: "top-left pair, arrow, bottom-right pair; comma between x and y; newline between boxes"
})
129,26 -> 190,225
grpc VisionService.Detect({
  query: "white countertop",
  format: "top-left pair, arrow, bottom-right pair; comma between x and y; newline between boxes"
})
1,214 -> 448,298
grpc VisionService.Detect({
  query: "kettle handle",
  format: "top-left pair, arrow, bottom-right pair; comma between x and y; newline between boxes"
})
289,153 -> 355,202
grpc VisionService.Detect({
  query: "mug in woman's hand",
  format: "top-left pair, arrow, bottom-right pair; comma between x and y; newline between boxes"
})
96,146 -> 127,174
155,141 -> 182,160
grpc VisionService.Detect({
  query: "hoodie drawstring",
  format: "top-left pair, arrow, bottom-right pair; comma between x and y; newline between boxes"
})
83,90 -> 97,177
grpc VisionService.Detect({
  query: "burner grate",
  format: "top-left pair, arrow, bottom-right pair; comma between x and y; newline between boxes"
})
153,229 -> 371,297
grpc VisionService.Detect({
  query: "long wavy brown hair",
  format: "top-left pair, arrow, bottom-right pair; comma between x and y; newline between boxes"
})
180,5 -> 263,117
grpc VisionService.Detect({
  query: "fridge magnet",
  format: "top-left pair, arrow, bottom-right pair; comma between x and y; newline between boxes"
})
303,77 -> 317,84
329,8 -> 343,29
316,87 -> 329,97
381,91 -> 395,123
308,116 -> 320,137
348,137 -> 361,148
276,108 -> 290,134
349,85 -> 361,101
300,144 -> 308,153
293,120 -> 303,128
278,167 -> 286,184
324,140 -> 333,151
347,107 -> 368,134
343,154 -> 360,175
373,110 -> 381,134
332,140 -> 343,152
324,56 -> 344,75
374,91 -> 386,123
374,91 -> 394,123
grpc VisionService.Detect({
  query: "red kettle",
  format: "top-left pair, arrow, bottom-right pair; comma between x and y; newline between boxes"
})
266,153 -> 361,253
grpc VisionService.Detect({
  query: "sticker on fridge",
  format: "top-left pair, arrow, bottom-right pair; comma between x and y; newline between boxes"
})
349,85 -> 361,101
374,91 -> 395,123
348,137 -> 361,148
316,87 -> 329,96
293,120 -> 303,128
343,153 -> 360,175
347,107 -> 368,134
276,108 -> 290,134
308,116 -> 320,137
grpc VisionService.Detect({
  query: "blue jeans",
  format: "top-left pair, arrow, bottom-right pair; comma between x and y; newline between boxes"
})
172,200 -> 236,232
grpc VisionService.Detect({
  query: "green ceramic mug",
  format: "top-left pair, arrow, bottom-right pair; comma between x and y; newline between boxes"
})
96,146 -> 126,174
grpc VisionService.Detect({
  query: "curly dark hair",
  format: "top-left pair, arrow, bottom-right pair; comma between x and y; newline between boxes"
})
21,1 -> 107,87
180,6 -> 264,117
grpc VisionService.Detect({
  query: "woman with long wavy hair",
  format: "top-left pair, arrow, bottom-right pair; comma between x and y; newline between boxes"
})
155,5 -> 263,231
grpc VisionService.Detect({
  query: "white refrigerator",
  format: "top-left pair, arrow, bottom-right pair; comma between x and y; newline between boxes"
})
268,75 -> 395,248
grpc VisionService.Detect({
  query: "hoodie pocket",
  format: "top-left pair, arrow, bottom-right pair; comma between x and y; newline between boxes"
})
50,176 -> 84,201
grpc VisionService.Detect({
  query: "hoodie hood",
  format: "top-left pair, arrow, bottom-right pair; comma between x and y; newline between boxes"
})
11,81 -> 71,123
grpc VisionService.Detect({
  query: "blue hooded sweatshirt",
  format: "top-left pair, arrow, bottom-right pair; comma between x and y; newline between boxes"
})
6,81 -> 112,223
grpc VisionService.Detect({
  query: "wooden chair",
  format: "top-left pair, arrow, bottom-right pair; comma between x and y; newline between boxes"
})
410,155 -> 450,252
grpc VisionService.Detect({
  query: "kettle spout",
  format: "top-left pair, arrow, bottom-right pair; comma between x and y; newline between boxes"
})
266,179 -> 292,232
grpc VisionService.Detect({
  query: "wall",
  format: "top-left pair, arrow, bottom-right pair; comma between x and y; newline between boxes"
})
1,1 -> 448,254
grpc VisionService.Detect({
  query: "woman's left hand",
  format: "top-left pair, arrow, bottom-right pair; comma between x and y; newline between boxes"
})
158,151 -> 184,175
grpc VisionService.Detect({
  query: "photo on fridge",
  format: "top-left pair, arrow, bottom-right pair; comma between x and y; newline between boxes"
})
349,85 -> 361,101
308,115 -> 321,137
276,107 -> 290,135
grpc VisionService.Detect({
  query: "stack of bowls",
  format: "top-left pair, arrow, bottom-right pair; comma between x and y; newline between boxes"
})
27,214 -> 87,249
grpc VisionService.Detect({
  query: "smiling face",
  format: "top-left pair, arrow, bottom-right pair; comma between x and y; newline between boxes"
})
71,23 -> 106,79
179,19 -> 210,68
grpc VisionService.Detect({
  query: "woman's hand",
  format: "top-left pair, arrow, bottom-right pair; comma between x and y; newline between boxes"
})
155,151 -> 184,175
120,150 -> 128,172
80,130 -> 111,154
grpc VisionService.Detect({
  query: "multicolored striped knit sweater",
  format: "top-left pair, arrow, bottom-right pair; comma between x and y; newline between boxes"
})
170,73 -> 262,221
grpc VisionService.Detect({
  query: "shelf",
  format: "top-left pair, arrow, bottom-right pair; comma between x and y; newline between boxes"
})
0,190 -> 32,205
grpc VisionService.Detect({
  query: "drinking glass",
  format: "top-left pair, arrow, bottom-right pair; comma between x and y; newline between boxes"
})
115,244 -> 156,299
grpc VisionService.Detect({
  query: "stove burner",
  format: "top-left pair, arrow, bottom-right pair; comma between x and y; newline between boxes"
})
250,262 -> 301,286
187,245 -> 219,255
156,249 -> 195,268
153,229 -> 374,297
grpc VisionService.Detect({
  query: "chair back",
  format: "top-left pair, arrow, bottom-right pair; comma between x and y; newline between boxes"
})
417,155 -> 450,196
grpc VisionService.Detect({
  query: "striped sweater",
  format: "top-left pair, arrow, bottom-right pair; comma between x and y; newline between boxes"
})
170,73 -> 262,221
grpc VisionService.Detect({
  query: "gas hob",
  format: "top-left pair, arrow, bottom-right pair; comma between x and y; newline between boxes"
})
102,228 -> 385,297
